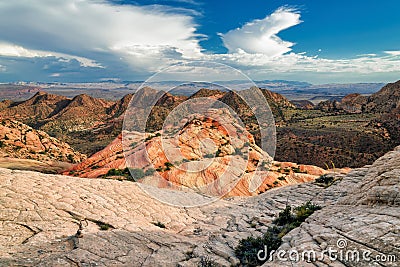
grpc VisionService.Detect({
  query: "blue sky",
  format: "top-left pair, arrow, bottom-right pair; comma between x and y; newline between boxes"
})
0,0 -> 399,83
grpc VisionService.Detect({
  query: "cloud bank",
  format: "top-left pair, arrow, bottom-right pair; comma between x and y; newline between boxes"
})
0,0 -> 201,78
0,1 -> 399,83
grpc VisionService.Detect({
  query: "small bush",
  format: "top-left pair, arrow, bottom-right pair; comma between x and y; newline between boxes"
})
164,162 -> 174,170
277,176 -> 286,181
129,142 -> 138,148
315,174 -> 335,186
294,201 -> 321,223
106,168 -> 127,176
234,147 -> 243,156
94,220 -> 114,231
145,134 -> 155,142
67,154 -> 75,163
128,168 -> 145,180
100,224 -> 110,231
235,201 -> 321,266
273,205 -> 294,226
144,168 -> 156,176
235,226 -> 281,267
204,153 -> 215,158
156,167 -> 164,172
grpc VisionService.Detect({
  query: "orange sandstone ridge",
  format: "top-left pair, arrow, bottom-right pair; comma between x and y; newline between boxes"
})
65,108 -> 350,197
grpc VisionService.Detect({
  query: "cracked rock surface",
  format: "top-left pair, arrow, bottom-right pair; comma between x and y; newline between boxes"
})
1,146 -> 400,266
263,146 -> 400,267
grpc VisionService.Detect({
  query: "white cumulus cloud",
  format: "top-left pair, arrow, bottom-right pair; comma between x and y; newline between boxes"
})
220,7 -> 302,57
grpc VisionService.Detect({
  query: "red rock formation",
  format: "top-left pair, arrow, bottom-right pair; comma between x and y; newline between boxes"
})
65,108 -> 335,197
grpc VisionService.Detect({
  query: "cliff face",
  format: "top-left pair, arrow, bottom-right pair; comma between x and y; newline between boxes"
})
1,146 -> 399,266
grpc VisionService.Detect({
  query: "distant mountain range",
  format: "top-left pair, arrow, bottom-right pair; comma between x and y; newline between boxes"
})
1,80 -> 385,103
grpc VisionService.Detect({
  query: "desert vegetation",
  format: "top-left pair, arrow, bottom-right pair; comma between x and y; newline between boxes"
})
235,201 -> 321,266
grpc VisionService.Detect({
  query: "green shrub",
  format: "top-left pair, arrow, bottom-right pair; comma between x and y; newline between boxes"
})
315,174 -> 335,186
235,226 -> 281,266
106,168 -> 126,176
67,154 -> 75,163
145,134 -> 155,142
277,176 -> 286,181
156,167 -> 164,172
105,168 -> 136,180
234,147 -> 243,156
128,168 -> 145,180
273,205 -> 294,226
129,142 -> 138,148
204,153 -> 215,158
144,168 -> 156,176
93,220 -> 114,231
235,201 -> 321,266
164,162 -> 174,170
294,201 -> 321,223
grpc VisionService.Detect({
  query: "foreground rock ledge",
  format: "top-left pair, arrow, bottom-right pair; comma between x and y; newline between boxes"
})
1,147 -> 399,266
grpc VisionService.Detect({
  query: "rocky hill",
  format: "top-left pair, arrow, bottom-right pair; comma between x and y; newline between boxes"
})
0,91 -> 70,123
0,87 -> 298,156
0,92 -> 119,155
0,84 -> 398,170
0,119 -> 86,173
317,80 -> 400,114
65,108 -> 338,197
1,146 -> 398,266
280,81 -> 400,168
290,100 -> 314,110
365,80 -> 400,113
